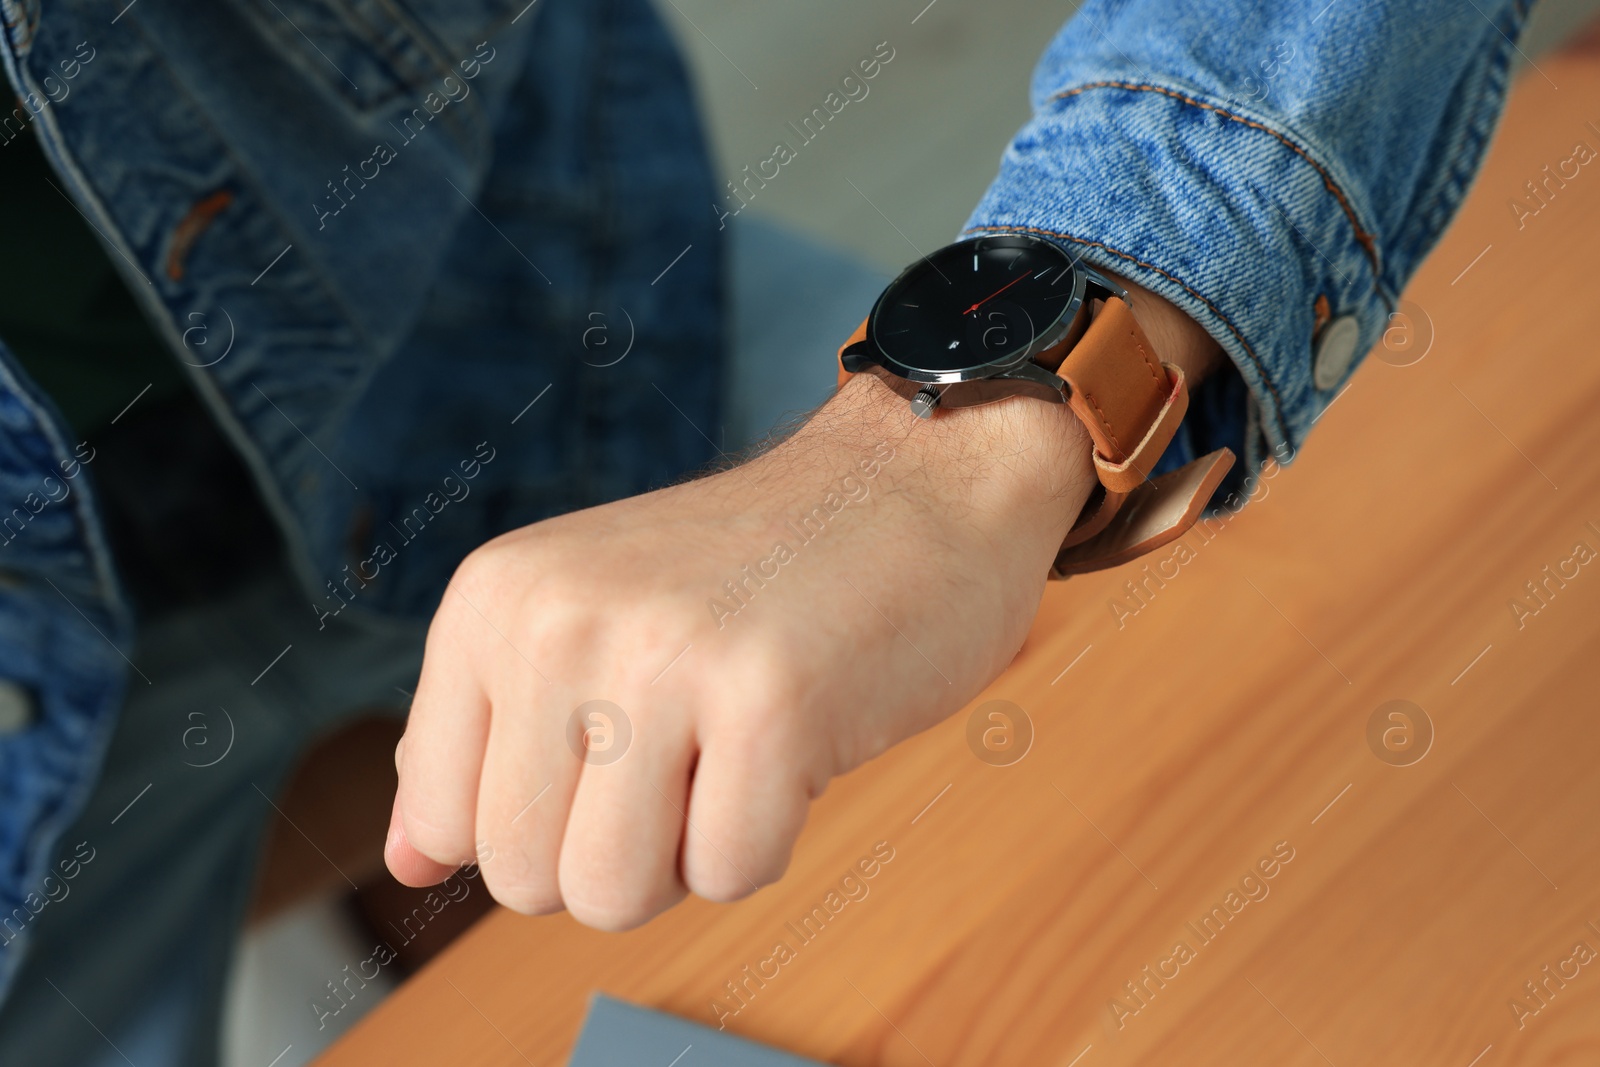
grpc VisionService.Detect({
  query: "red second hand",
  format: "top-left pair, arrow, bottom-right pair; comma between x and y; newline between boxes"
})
962,270 -> 1033,316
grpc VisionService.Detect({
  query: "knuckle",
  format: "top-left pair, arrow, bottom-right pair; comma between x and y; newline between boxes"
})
474,812 -> 564,905
530,608 -> 601,674
565,896 -> 656,933
486,881 -> 565,917
684,829 -> 789,904
448,540 -> 509,603
558,850 -> 677,932
560,880 -> 662,932
686,863 -> 762,905
478,855 -> 563,915
698,646 -> 804,739
739,654 -> 812,733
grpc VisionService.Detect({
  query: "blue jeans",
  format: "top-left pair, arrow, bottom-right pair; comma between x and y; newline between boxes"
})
0,217 -> 885,1067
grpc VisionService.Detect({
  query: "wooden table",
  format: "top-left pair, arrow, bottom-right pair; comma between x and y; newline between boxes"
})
321,37 -> 1600,1067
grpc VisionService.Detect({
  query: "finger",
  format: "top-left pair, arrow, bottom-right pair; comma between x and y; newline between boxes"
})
558,702 -> 692,930
384,792 -> 459,887
396,611 -> 493,868
682,723 -> 810,903
472,684 -> 583,915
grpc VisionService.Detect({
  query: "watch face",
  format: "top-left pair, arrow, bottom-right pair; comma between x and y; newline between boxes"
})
870,234 -> 1081,376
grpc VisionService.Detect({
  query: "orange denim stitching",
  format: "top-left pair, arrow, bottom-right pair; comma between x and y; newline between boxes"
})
1050,80 -> 1382,283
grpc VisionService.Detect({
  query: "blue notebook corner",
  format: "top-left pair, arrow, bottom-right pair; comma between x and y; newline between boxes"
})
568,994 -> 829,1066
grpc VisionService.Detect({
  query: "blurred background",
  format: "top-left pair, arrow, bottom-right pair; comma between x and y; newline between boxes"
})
673,0 -> 1600,271
223,2 -> 1600,1064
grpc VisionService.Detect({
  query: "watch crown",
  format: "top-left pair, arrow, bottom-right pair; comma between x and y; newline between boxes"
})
909,385 -> 940,420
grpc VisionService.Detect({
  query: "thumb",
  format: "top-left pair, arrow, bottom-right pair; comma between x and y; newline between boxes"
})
384,791 -> 461,887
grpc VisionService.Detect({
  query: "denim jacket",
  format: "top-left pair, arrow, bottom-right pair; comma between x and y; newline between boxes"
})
0,0 -> 1528,1000
0,0 -> 722,997
966,0 -> 1532,484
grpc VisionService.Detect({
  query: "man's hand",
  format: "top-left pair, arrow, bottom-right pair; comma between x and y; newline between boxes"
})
385,276 -> 1222,929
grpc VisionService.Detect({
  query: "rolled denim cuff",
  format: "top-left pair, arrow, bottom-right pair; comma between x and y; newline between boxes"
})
963,77 -> 1386,485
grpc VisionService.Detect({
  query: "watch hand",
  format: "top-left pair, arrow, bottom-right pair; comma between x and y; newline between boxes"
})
962,271 -> 1033,316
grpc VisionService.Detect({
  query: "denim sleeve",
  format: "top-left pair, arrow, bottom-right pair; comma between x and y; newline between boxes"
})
963,0 -> 1532,489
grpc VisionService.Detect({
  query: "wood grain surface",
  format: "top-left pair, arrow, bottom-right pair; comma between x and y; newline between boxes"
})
319,36 -> 1600,1067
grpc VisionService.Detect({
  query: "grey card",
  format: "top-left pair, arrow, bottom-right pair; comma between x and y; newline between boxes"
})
568,994 -> 829,1066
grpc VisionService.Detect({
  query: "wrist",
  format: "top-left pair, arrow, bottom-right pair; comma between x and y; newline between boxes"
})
790,374 -> 1096,565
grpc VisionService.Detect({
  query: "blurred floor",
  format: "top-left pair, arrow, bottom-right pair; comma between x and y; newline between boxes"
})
722,215 -> 889,451
222,893 -> 397,1067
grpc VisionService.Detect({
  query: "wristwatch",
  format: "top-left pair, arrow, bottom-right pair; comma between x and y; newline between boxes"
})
837,232 -> 1235,577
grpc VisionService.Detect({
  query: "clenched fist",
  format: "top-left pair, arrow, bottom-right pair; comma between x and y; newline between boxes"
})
385,279 -> 1220,930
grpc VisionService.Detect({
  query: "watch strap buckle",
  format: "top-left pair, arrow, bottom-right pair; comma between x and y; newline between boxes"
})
1052,448 -> 1236,577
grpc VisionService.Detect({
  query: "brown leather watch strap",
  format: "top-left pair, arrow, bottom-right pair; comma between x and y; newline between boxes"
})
1051,448 -> 1235,576
1056,297 -> 1170,466
836,293 -> 1236,578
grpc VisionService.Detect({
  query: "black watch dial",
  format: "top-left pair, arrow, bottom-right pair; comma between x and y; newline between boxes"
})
870,234 -> 1080,375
